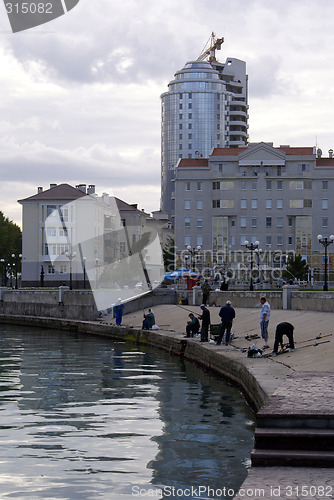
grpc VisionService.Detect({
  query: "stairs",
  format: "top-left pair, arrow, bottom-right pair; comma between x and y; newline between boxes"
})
251,372 -> 334,467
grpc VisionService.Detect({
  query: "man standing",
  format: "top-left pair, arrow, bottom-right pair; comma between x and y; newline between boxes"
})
259,296 -> 270,349
199,304 -> 210,342
201,279 -> 210,306
216,300 -> 236,345
114,298 -> 125,326
273,322 -> 295,355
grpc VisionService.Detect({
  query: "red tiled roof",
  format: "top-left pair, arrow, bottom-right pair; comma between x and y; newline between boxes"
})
212,147 -> 247,156
18,183 -> 87,203
177,158 -> 209,167
278,146 -> 314,155
316,158 -> 334,166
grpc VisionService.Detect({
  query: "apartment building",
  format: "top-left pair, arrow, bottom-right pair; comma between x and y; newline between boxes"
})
174,142 -> 334,281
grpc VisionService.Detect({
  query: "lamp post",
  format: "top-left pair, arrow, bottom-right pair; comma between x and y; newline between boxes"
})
11,253 -> 22,289
186,245 -> 201,272
317,234 -> 334,291
83,257 -> 87,289
243,240 -> 260,291
65,250 -> 76,290
0,259 -> 5,286
255,247 -> 263,284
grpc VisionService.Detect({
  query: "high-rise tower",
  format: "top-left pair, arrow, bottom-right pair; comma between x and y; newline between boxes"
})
161,34 -> 249,220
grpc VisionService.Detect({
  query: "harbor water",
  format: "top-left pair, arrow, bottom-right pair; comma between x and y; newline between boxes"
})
0,324 -> 255,499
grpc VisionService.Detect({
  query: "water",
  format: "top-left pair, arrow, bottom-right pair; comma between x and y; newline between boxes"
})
0,324 -> 255,499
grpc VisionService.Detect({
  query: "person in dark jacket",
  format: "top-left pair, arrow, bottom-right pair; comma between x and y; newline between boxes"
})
199,304 -> 210,342
216,300 -> 236,345
273,322 -> 295,354
185,313 -> 200,337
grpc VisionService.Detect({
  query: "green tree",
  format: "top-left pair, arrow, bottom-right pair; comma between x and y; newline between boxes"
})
162,236 -> 175,272
283,254 -> 309,282
0,212 -> 22,259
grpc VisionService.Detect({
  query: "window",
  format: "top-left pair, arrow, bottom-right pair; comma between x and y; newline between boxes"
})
277,235 -> 283,246
231,235 -> 235,246
266,199 -> 272,209
266,180 -> 272,190
277,166 -> 285,176
322,181 -> 328,190
322,199 -> 329,209
59,228 -> 68,236
197,218 -> 203,228
240,217 -> 247,228
288,236 -> 293,245
322,217 -> 328,227
266,217 -> 272,227
241,181 -> 246,190
252,181 -> 257,190
196,235 -> 202,246
251,199 -> 257,209
119,242 -> 126,253
288,217 -> 293,227
59,265 -> 67,274
277,199 -> 283,209
185,182 -> 190,191
240,199 -> 247,209
212,200 -> 234,208
251,217 -> 257,228
184,236 -> 190,247
276,217 -> 283,227
240,235 -> 247,245
266,235 -> 272,245
197,200 -> 203,210
47,227 -> 56,237
47,265 -> 55,274
277,180 -> 283,190
47,205 -> 57,217
184,217 -> 191,227
290,200 -> 303,208
197,182 -> 202,191
289,181 -> 303,189
184,200 -> 190,210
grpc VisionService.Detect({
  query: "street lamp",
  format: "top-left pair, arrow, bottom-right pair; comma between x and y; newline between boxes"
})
317,234 -> 334,291
244,240 -> 260,291
11,253 -> 22,289
186,245 -> 201,272
0,259 -> 5,286
83,257 -> 87,289
65,250 -> 76,290
255,247 -> 263,284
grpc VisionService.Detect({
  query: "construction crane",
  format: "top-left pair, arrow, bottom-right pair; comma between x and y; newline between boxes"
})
197,32 -> 224,62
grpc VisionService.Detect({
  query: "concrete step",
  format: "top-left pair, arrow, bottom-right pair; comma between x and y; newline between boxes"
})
251,449 -> 334,467
254,428 -> 334,451
256,413 -> 334,430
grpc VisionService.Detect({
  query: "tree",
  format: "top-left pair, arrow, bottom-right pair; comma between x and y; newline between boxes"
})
162,236 -> 175,272
0,212 -> 22,259
283,254 -> 309,282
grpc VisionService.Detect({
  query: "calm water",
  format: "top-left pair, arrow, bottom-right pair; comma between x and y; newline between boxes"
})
0,324 -> 255,499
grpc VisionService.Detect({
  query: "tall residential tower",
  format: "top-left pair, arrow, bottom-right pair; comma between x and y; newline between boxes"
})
161,34 -> 249,220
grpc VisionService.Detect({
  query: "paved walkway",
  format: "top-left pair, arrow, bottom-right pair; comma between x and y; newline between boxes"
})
105,303 -> 334,499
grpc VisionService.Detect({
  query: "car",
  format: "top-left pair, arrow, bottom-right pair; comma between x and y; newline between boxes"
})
135,282 -> 142,289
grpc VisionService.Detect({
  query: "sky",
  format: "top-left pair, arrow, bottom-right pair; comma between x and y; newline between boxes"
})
1,0 -> 334,227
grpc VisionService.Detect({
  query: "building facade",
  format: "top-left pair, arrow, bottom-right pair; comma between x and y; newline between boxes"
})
161,55 -> 248,220
174,142 -> 334,283
19,184 -> 170,288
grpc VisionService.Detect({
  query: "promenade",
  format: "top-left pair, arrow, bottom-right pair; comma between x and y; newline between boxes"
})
105,303 -> 334,499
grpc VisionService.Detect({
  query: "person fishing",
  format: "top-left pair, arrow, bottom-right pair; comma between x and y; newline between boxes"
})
185,313 -> 200,338
272,322 -> 295,355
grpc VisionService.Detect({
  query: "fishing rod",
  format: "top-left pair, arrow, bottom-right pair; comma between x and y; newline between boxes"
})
177,304 -> 203,317
282,333 -> 332,349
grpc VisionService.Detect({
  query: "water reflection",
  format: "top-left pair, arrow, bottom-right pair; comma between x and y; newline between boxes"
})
0,324 -> 255,499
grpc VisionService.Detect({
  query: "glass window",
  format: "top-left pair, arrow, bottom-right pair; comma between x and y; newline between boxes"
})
240,235 -> 247,245
241,199 -> 247,209
266,180 -> 272,190
197,200 -> 203,210
288,236 -> 293,245
196,235 -> 202,246
185,182 -> 190,191
290,200 -> 303,208
277,199 -> 283,209
277,180 -> 283,190
322,181 -> 328,190
289,181 -> 303,189
240,217 -> 247,228
184,236 -> 190,247
184,217 -> 191,227
47,265 -> 55,274
197,182 -> 202,191
251,199 -> 257,209
252,181 -> 257,190
288,217 -> 293,226
185,200 -> 190,210
277,235 -> 283,246
322,199 -> 329,209
266,199 -> 272,209
251,217 -> 257,228
241,181 -> 246,190
197,218 -> 203,228
266,217 -> 272,227
276,217 -> 283,227
266,235 -> 272,245
322,217 -> 328,227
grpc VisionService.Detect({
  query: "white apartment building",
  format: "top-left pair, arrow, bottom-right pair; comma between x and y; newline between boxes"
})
174,142 -> 334,282
19,184 -> 170,288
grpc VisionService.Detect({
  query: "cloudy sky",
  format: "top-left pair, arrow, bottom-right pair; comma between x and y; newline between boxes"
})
1,0 -> 334,226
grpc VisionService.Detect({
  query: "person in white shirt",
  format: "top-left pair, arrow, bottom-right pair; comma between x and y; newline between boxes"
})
259,296 -> 271,349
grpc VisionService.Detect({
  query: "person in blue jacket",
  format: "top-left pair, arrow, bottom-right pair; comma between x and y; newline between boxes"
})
216,300 -> 236,345
114,298 -> 124,326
